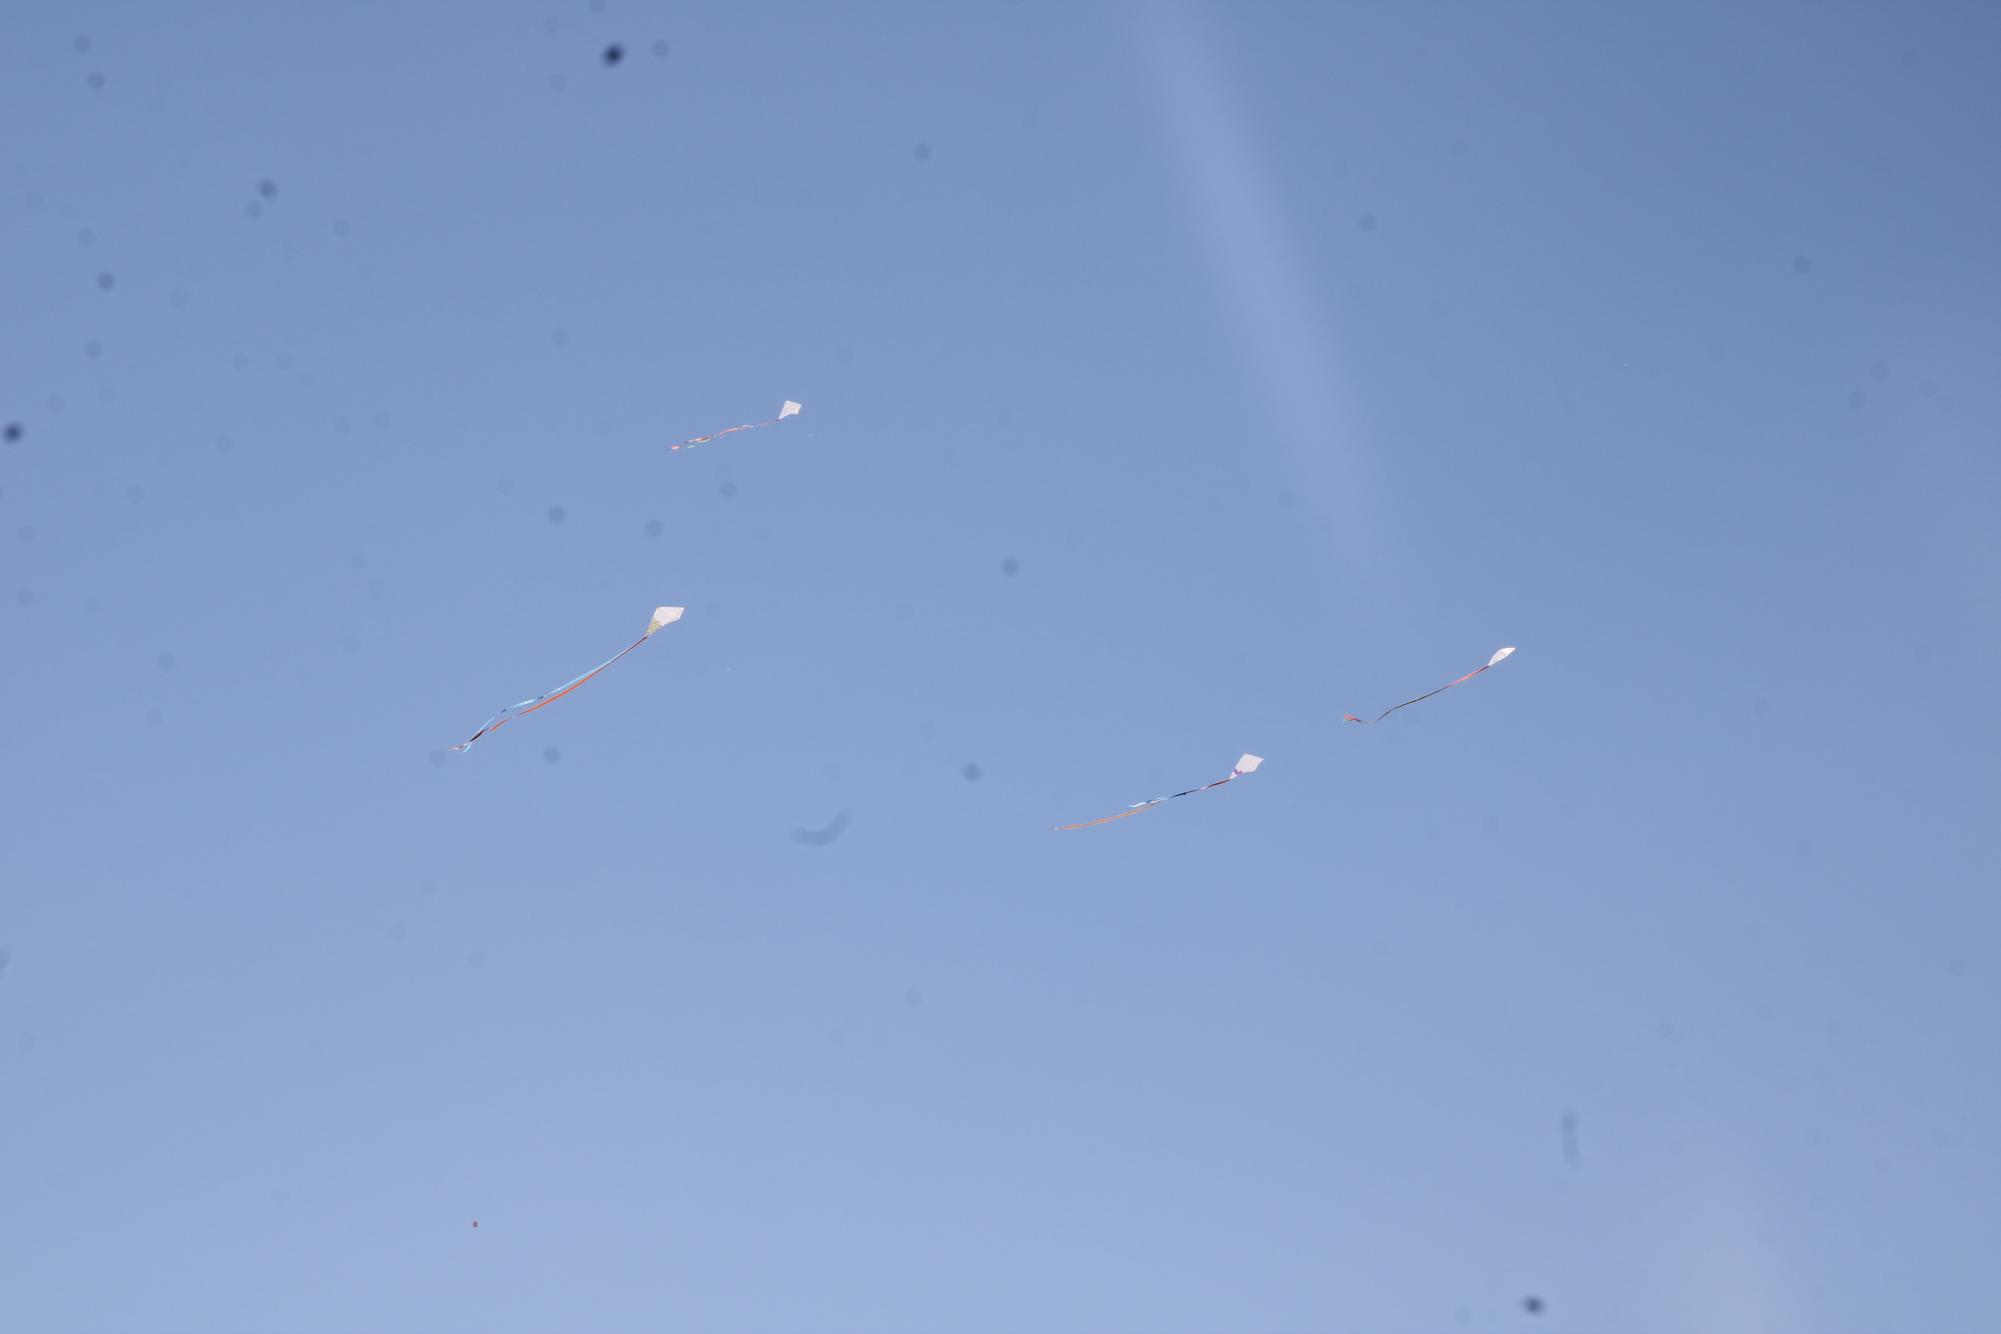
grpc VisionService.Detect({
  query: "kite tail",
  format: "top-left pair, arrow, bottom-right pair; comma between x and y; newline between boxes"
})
1055,754 -> 1262,831
1344,652 -> 1512,726
669,413 -> 788,452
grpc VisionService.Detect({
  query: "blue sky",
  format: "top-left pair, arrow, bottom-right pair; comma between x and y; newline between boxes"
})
3,3 -> 1998,1331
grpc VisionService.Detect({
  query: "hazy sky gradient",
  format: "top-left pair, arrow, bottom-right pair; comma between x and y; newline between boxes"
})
4,3 -> 1998,1331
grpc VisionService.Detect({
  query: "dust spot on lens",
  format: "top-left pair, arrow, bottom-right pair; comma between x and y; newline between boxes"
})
547,505 -> 566,524
643,519 -> 663,537
791,811 -> 852,847
543,746 -> 561,765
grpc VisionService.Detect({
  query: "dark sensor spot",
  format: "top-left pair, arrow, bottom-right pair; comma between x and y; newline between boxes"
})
791,811 -> 852,847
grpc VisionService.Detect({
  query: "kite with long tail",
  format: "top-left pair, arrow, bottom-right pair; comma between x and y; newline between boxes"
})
668,400 -> 801,452
451,606 -> 684,753
1343,647 -> 1515,726
1054,754 -> 1262,831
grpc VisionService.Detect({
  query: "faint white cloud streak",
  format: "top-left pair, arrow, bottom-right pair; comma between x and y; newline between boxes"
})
1130,2 -> 1376,567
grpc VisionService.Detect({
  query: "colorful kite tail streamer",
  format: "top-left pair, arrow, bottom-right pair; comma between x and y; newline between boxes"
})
451,607 -> 683,753
1054,754 -> 1263,831
1344,646 -> 1515,725
668,400 -> 801,452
